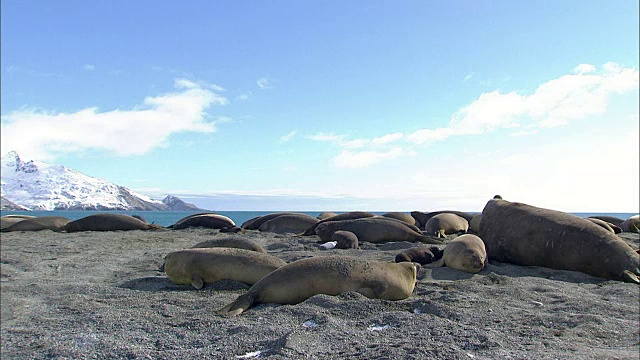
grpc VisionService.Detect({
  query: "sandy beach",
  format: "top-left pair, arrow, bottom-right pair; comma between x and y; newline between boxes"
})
1,228 -> 638,359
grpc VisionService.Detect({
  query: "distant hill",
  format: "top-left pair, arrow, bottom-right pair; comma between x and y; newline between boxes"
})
0,151 -> 208,211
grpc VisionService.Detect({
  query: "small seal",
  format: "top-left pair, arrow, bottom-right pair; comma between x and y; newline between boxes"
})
425,234 -> 487,273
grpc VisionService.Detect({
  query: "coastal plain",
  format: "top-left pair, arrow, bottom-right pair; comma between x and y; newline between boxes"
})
1,228 -> 639,359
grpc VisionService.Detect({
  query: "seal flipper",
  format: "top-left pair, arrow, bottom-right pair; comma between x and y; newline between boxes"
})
218,293 -> 256,316
191,274 -> 204,290
621,270 -> 640,284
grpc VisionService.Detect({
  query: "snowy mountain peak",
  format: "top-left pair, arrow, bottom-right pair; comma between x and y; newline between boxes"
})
0,151 -> 204,211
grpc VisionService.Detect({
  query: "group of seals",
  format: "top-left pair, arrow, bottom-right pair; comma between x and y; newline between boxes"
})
1,216 -> 70,232
314,217 -> 443,244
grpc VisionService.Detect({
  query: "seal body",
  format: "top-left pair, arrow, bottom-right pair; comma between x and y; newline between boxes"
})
411,210 -> 474,229
317,212 -> 338,220
302,211 -> 377,235
191,237 -> 267,253
2,216 -> 71,232
1,215 -> 35,230
218,256 -> 419,316
63,214 -> 150,232
257,214 -> 319,234
479,199 -> 640,283
585,218 -> 618,234
171,213 -> 235,230
382,212 -> 419,226
163,248 -> 286,289
315,217 -> 443,244
395,246 -> 443,265
331,230 -> 359,249
620,215 -> 639,233
424,213 -> 469,238
425,234 -> 487,273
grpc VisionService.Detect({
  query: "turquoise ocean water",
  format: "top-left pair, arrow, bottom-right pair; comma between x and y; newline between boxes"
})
0,210 -> 637,228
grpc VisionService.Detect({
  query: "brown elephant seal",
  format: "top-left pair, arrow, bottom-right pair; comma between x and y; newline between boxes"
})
395,246 -> 443,265
163,248 -> 286,289
191,237 -> 267,253
218,256 -> 420,316
317,212 -> 338,220
219,226 -> 244,233
425,234 -> 487,273
257,214 -> 319,234
2,216 -> 71,232
469,214 -> 482,234
331,230 -> 359,249
424,213 -> 469,238
585,218 -> 619,234
620,215 -> 639,233
171,213 -> 235,230
302,211 -> 377,235
382,212 -> 419,226
315,217 -> 444,244
479,199 -> 640,283
241,212 -> 301,230
63,214 -> 151,232
1,215 -> 36,230
588,215 -> 624,226
410,210 -> 474,229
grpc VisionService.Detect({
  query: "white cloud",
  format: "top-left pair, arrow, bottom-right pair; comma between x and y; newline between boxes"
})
306,133 -> 345,142
572,64 -> 596,74
333,147 -> 405,168
83,64 -> 95,71
257,78 -> 271,89
371,132 -> 403,147
279,130 -> 297,143
406,127 -> 453,144
0,78 -> 228,160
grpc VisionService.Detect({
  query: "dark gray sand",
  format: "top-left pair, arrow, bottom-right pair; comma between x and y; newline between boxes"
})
1,229 -> 639,359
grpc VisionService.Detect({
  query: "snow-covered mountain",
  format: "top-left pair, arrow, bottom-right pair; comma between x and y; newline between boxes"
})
0,151 -> 205,211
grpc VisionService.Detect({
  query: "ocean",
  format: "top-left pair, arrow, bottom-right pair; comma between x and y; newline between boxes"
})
0,210 -> 637,228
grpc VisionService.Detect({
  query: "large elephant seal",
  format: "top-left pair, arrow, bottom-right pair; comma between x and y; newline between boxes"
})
241,212 -> 301,230
1,215 -> 36,230
2,216 -> 71,232
382,212 -> 419,226
424,213 -> 469,238
317,212 -> 338,220
479,199 -> 640,283
191,237 -> 267,253
425,234 -> 487,273
620,215 -> 639,233
171,213 -> 235,230
395,246 -> 443,265
585,218 -> 620,234
315,217 -> 444,244
411,210 -> 474,229
218,256 -> 420,316
588,215 -> 624,226
63,214 -> 151,232
257,214 -> 319,234
302,211 -> 377,235
163,248 -> 286,289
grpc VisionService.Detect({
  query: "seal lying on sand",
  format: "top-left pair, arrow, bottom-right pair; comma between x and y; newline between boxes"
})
479,199 -> 640,283
163,248 -> 286,289
218,256 -> 420,316
585,218 -> 621,234
331,230 -> 359,249
63,214 -> 152,232
2,216 -> 71,232
315,217 -> 444,244
241,212 -> 301,230
257,214 -> 319,234
382,212 -> 419,226
424,234 -> 487,273
395,246 -> 443,265
0,215 -> 36,230
302,211 -> 377,235
411,210 -> 474,229
171,213 -> 235,230
191,237 -> 267,253
424,213 -> 469,238
620,215 -> 639,233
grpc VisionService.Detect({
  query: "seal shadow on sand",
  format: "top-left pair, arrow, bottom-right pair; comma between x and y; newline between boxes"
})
119,277 -> 250,292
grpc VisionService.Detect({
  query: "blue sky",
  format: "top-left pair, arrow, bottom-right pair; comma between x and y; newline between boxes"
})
2,1 -> 639,212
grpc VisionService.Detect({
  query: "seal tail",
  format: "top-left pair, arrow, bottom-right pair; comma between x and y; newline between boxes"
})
217,293 -> 257,316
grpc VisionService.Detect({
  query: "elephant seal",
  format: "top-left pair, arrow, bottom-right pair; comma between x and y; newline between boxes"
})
479,199 -> 640,283
315,217 -> 444,244
171,213 -> 235,230
2,216 -> 71,232
241,212 -> 301,230
425,234 -> 487,273
218,256 -> 420,316
219,226 -> 244,233
317,212 -> 338,220
302,211 -> 377,235
588,215 -> 624,226
469,214 -> 482,234
620,215 -> 639,233
395,246 -> 443,265
331,230 -> 359,249
64,213 -> 151,232
382,212 -> 419,226
424,213 -> 469,238
411,210 -> 474,229
1,215 -> 35,230
257,214 -> 319,234
585,218 -> 618,234
163,248 -> 286,289
191,237 -> 267,253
